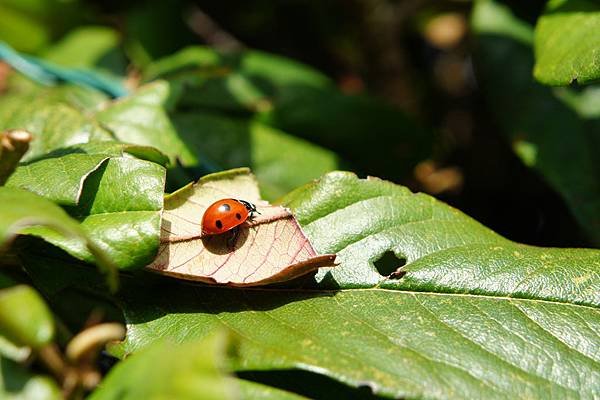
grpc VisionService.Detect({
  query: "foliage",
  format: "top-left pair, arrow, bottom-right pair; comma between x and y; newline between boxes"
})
534,0 -> 600,85
472,0 -> 600,243
0,1 -> 599,399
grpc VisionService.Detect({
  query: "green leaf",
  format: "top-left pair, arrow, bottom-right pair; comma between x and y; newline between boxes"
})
123,0 -> 197,67
42,26 -> 122,70
6,142 -> 166,206
7,143 -> 167,270
0,81 -> 111,162
554,85 -> 600,119
96,81 -> 196,166
534,0 -> 600,86
115,170 -> 600,399
145,46 -> 329,112
0,3 -> 49,53
0,356 -> 61,400
0,186 -> 116,287
283,172 -> 600,306
119,285 -> 600,400
0,186 -> 84,249
471,0 -> 600,244
6,153 -> 109,206
90,331 -> 237,400
146,46 -> 431,181
0,75 -> 192,166
171,113 -> 339,199
0,285 -> 53,349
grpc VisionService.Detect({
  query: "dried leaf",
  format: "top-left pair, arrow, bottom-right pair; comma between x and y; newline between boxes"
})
147,168 -> 336,286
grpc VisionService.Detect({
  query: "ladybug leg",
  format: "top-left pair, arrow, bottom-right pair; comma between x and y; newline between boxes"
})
248,209 -> 261,223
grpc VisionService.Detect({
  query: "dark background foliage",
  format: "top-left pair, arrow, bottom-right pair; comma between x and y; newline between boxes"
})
2,0 -> 594,247
115,0 -> 595,247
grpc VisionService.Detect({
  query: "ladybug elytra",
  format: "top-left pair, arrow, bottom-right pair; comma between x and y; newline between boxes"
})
201,198 -> 258,236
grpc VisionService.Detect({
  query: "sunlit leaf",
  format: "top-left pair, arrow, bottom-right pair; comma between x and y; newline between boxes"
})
0,186 -> 116,287
534,0 -> 600,86
149,168 -> 335,286
96,82 -> 196,166
0,75 -> 191,166
114,171 -> 600,399
6,143 -> 166,270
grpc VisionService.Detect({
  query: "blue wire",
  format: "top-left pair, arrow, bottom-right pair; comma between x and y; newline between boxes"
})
0,41 -> 128,98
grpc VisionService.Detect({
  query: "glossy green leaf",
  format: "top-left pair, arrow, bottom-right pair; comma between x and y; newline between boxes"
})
119,285 -> 600,400
90,331 -> 237,400
472,0 -> 600,244
6,142 -> 166,205
6,153 -> 109,206
0,81 -> 111,161
534,0 -> 600,86
4,141 -> 165,270
172,113 -> 339,199
0,75 -> 192,166
0,285 -> 53,349
91,325 -> 304,399
0,186 -> 84,250
283,172 -> 600,306
0,356 -> 61,400
115,170 -> 600,399
8,143 -> 166,270
0,186 -> 116,286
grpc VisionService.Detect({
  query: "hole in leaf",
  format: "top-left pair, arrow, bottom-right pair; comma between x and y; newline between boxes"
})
373,251 -> 406,277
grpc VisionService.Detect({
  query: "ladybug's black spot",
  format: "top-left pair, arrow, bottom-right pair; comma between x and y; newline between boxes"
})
235,213 -> 242,220
215,220 -> 223,229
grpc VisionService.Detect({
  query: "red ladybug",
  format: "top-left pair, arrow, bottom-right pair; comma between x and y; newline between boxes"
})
201,198 -> 259,236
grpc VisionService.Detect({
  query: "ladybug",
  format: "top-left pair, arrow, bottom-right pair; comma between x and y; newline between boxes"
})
201,198 -> 259,236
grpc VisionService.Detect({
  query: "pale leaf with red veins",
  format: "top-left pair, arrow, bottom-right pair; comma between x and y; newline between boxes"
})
148,168 -> 336,286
